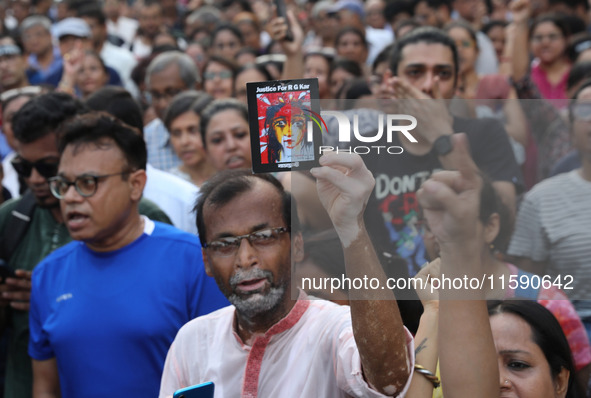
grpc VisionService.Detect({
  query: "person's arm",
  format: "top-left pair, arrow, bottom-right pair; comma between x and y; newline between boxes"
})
417,134 -> 499,398
268,9 -> 305,80
406,259 -> 441,398
502,87 -> 529,147
311,152 -> 411,396
57,42 -> 84,96
32,358 -> 60,398
507,0 -> 531,83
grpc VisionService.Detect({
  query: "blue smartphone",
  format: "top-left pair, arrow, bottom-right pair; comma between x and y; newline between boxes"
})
172,382 -> 215,398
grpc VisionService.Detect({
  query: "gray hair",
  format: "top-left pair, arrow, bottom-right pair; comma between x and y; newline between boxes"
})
186,5 -> 222,27
311,1 -> 332,19
20,15 -> 52,34
146,51 -> 201,89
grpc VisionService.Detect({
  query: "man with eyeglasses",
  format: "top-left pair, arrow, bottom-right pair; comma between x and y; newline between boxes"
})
159,156 -> 414,398
28,112 -> 228,398
0,92 -> 174,398
144,51 -> 201,171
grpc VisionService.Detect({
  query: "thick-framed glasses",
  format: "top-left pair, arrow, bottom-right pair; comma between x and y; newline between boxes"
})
48,172 -> 130,199
11,156 -> 59,179
203,227 -> 290,257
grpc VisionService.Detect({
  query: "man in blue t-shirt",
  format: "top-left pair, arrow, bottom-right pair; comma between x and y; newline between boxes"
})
28,112 -> 228,398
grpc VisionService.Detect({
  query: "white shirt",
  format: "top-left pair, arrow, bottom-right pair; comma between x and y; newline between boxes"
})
100,41 -> 139,98
106,16 -> 138,48
475,31 -> 498,75
144,164 -> 199,235
366,27 -> 394,66
160,294 -> 414,398
2,152 -> 19,199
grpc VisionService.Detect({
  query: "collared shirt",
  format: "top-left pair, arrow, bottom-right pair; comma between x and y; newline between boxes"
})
27,46 -> 63,84
144,118 -> 182,171
160,292 -> 414,398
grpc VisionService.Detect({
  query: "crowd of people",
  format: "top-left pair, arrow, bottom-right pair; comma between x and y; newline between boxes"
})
0,0 -> 588,397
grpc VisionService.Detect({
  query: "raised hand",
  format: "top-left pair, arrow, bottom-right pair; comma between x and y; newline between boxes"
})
310,152 -> 374,248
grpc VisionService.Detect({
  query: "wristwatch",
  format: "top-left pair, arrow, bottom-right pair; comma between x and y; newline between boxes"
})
433,135 -> 453,156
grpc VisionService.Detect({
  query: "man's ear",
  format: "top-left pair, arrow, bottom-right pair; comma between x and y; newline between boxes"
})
292,231 -> 304,263
129,169 -> 147,201
202,248 -> 214,277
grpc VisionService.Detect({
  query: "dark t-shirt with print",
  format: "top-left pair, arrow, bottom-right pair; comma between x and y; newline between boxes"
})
332,112 -> 524,275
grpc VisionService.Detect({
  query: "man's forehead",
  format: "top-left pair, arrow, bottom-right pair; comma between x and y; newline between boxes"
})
400,42 -> 454,67
203,180 -> 283,229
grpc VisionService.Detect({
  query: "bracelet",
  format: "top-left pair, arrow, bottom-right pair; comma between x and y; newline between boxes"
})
414,364 -> 441,388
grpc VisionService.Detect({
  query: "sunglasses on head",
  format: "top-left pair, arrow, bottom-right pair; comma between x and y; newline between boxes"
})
11,157 -> 59,179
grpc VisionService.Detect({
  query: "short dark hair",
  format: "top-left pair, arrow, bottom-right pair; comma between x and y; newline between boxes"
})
211,23 -> 244,46
389,26 -> 458,84
413,0 -> 453,11
479,174 -> 512,253
372,43 -> 394,74
330,57 -> 363,78
335,27 -> 368,50
85,86 -> 144,134
200,98 -> 248,149
77,3 -> 106,26
567,32 -> 591,63
384,0 -> 413,23
58,112 -> 147,171
481,20 -> 507,36
235,63 -> 273,83
568,77 -> 591,124
195,169 -> 299,246
163,90 -> 213,131
488,300 -> 577,398
566,61 -> 591,92
12,92 -> 86,144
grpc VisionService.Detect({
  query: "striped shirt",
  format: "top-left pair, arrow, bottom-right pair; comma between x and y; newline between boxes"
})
508,169 -> 591,317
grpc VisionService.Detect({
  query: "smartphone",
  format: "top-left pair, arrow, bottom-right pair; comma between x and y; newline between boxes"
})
0,260 -> 16,283
173,382 -> 215,398
274,0 -> 294,42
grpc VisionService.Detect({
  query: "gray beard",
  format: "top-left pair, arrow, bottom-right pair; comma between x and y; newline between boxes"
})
226,268 -> 287,319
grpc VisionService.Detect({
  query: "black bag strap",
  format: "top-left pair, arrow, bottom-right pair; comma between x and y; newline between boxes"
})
0,191 -> 36,261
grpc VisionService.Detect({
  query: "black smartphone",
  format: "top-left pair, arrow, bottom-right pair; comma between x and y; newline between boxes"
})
0,260 -> 16,283
274,0 -> 294,42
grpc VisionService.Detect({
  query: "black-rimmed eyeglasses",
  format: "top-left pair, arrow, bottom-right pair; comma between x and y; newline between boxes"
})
48,172 -> 130,199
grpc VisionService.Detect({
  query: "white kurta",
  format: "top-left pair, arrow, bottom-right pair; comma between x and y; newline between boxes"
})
160,293 -> 414,398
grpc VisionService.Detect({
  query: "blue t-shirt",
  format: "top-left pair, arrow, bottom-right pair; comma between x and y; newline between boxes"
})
29,220 -> 229,398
